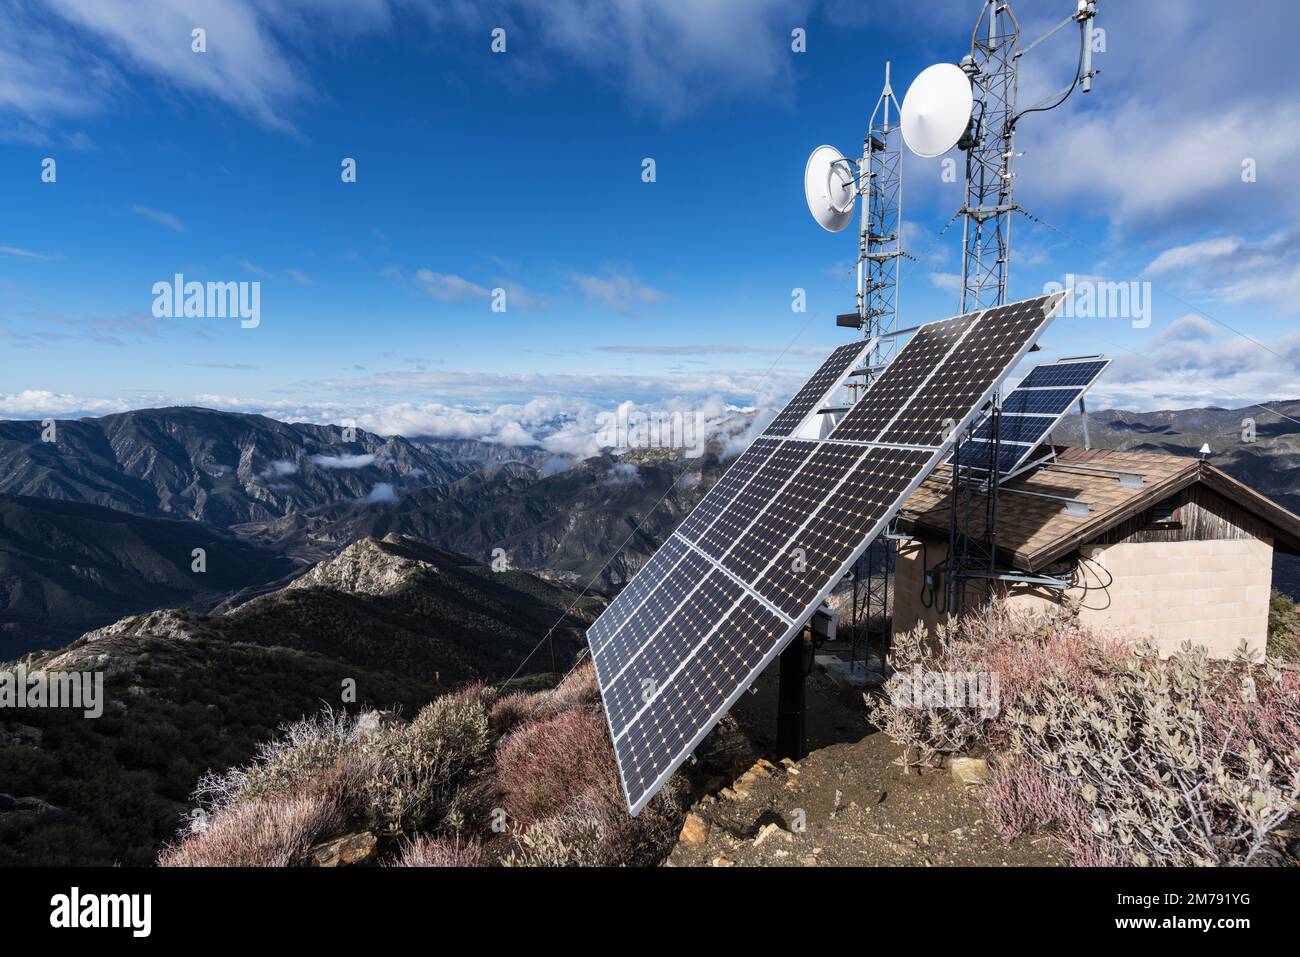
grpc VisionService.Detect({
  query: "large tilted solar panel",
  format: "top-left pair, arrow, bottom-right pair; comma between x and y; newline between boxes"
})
762,339 -> 875,437
947,356 -> 1110,476
587,292 -> 1064,814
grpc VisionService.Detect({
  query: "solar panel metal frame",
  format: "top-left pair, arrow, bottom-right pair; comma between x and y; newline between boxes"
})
950,355 -> 1111,476
590,294 -> 1064,815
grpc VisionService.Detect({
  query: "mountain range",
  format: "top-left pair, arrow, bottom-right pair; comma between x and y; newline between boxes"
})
3,400 -> 1299,657
0,536 -> 594,866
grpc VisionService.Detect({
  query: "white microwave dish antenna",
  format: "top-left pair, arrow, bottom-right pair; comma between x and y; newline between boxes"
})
803,144 -> 857,233
900,62 -> 973,158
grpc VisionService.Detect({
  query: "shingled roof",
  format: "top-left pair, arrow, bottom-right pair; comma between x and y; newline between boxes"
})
896,447 -> 1300,572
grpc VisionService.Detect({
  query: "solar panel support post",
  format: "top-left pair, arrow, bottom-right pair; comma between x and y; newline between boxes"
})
947,404 -> 1003,613
776,628 -> 811,762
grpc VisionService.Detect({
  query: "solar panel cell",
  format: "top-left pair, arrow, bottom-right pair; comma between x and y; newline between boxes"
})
999,387 -> 1083,416
675,438 -> 780,542
720,443 -> 863,588
602,565 -> 743,738
879,296 -> 1061,446
591,546 -> 709,687
973,413 -> 1058,444
1017,359 -> 1108,389
756,447 -> 927,615
949,439 -> 1029,474
586,535 -> 690,659
617,593 -> 786,812
763,340 -> 871,437
698,440 -> 817,560
829,312 -> 979,442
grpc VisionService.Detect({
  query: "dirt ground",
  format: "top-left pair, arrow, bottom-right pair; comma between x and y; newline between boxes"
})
666,643 -> 1067,867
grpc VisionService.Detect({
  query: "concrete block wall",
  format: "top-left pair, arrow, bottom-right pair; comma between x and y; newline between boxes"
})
891,535 -> 1273,660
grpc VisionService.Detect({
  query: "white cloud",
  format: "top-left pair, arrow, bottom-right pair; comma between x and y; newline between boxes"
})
929,272 -> 962,293
0,246 -> 56,261
414,270 -> 490,302
132,204 -> 186,232
1142,231 -> 1300,315
570,271 -> 666,311
361,481 -> 398,503
1089,329 -> 1300,412
260,459 -> 298,478
45,0 -> 310,131
1152,314 -> 1216,347
1144,238 -> 1244,276
604,463 -> 642,485
309,453 -> 376,469
426,0 -> 814,119
0,390 -> 129,417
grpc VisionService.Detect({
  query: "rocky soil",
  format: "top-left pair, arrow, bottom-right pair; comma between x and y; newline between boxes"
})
667,654 -> 1065,867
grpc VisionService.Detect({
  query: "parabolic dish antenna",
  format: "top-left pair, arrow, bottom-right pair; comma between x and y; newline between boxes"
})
804,145 -> 856,233
900,63 -> 974,158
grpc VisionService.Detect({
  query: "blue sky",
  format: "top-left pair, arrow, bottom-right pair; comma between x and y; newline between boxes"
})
2,0 -> 1298,453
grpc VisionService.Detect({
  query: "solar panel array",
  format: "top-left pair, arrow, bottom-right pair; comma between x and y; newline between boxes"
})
588,293 -> 1064,814
947,356 -> 1110,477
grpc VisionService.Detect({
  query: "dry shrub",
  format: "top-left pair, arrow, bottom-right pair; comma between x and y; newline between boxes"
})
496,700 -> 684,866
160,758 -> 362,867
1007,643 -> 1300,866
190,705 -> 368,817
867,600 -> 1300,866
488,692 -> 536,736
496,708 -> 613,824
986,759 -> 1119,867
865,603 -> 1124,766
392,833 -> 483,867
533,662 -> 600,716
366,692 -> 492,836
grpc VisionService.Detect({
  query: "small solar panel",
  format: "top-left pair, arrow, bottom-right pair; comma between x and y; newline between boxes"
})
699,440 -> 817,560
763,340 -> 873,437
949,356 -> 1110,476
1017,359 -> 1108,390
615,593 -> 787,811
586,536 -> 690,658
588,292 -> 1064,815
879,297 -> 1063,446
754,447 -> 929,616
720,443 -> 864,589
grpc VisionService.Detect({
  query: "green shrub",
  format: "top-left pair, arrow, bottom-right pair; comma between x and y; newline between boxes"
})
365,693 -> 492,836
1268,589 -> 1300,661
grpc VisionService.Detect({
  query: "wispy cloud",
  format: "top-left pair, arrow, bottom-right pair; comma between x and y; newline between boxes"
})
132,204 -> 186,232
595,343 -> 832,357
1142,231 -> 1300,315
413,269 -> 490,302
570,271 -> 666,311
309,453 -> 377,469
0,246 -> 56,261
437,0 -> 816,120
